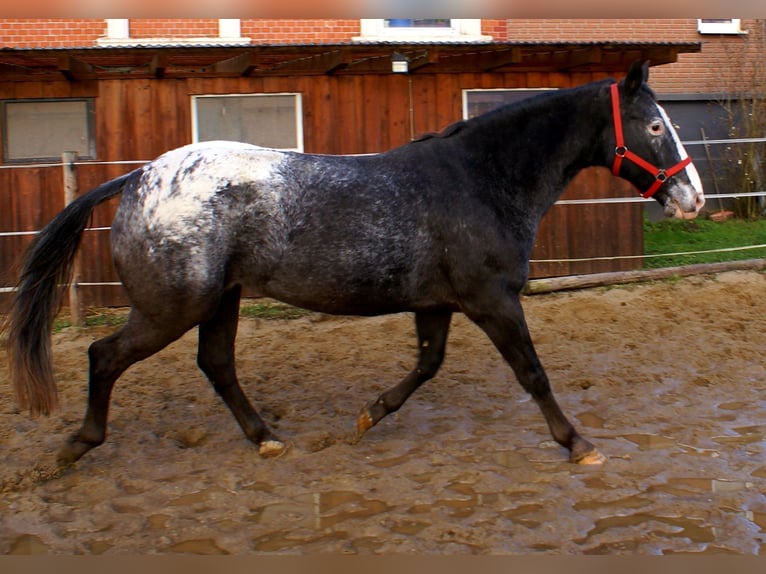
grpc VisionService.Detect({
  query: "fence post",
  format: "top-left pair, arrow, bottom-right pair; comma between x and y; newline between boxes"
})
62,151 -> 83,327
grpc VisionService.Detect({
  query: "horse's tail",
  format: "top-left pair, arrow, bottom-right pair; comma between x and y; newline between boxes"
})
1,169 -> 141,416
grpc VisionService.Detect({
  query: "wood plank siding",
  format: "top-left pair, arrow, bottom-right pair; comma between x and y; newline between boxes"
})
0,66 -> 656,308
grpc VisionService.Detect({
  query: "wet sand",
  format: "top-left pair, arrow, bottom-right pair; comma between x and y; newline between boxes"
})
1,270 -> 765,554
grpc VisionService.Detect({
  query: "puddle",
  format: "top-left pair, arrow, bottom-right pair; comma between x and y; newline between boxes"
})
577,513 -> 715,548
577,412 -> 606,429
573,494 -> 653,512
7,534 -> 49,555
390,519 -> 429,535
751,511 -> 766,532
717,401 -> 749,411
370,453 -> 414,468
167,538 -> 229,554
492,450 -> 529,468
712,425 -> 766,447
650,477 -> 753,496
252,491 -> 389,530
500,503 -> 544,528
622,433 -> 679,450
168,485 -> 233,507
89,540 -> 113,554
251,530 -> 349,552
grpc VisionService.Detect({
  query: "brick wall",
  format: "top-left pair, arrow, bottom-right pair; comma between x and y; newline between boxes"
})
129,19 -> 220,38
241,19 -> 360,43
508,18 -> 766,95
0,18 -> 105,47
0,18 -> 762,95
508,18 -> 766,94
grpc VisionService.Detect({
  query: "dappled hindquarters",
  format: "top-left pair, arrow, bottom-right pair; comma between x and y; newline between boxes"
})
1,270 -> 765,554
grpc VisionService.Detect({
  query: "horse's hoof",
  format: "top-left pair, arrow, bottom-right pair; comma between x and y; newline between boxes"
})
572,448 -> 606,465
56,436 -> 96,467
258,439 -> 287,458
56,450 -> 76,468
355,406 -> 374,439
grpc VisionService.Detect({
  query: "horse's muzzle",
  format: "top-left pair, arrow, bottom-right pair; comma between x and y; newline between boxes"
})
663,183 -> 705,219
666,189 -> 705,220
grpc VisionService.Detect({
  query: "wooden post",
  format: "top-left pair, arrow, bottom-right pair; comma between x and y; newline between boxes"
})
62,151 -> 84,327
523,258 -> 766,295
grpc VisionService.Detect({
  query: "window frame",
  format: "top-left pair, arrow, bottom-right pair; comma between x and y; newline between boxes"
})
100,18 -> 250,46
354,19 -> 491,43
190,92 -> 304,152
697,19 -> 744,34
1,97 -> 97,164
462,88 -> 556,120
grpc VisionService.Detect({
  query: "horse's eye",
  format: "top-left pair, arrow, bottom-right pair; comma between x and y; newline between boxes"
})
649,122 -> 664,136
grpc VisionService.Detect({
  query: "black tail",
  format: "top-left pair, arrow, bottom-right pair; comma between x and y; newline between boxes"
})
1,169 -> 140,416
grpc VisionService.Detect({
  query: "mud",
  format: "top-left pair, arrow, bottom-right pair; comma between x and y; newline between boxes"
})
1,270 -> 765,555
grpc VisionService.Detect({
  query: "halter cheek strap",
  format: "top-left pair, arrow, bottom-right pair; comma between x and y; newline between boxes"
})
610,83 -> 692,199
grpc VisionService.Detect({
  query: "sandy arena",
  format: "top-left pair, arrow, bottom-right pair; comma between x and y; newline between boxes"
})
1,270 -> 765,554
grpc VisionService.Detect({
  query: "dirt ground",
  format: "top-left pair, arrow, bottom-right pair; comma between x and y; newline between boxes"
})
1,270 -> 765,555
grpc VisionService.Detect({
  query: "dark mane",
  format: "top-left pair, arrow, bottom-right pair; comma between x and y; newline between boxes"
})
412,120 -> 467,142
412,79 -> 615,145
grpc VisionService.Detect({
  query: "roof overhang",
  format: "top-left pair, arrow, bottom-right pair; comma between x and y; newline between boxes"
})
0,41 -> 702,81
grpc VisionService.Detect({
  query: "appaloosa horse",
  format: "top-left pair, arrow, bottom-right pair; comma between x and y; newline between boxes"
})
2,61 -> 703,468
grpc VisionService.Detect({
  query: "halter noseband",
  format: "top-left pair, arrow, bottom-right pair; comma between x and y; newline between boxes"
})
610,83 -> 691,199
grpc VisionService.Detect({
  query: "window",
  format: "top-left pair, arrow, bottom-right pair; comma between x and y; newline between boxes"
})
2,99 -> 96,163
463,89 -> 555,120
191,93 -> 303,152
355,19 -> 491,42
99,18 -> 250,46
385,19 -> 451,29
697,19 -> 744,34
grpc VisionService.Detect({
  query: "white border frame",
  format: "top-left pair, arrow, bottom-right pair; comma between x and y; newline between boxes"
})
191,92 -> 304,152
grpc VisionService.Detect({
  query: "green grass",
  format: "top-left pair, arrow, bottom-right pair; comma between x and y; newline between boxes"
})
53,309 -> 129,333
239,299 -> 312,320
643,217 -> 766,268
52,299 -> 309,333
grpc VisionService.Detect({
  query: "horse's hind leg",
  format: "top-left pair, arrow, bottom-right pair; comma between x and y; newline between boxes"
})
197,285 -> 286,458
356,309 -> 452,439
57,311 -> 193,466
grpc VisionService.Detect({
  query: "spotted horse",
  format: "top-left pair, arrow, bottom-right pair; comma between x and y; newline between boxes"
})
2,61 -> 704,468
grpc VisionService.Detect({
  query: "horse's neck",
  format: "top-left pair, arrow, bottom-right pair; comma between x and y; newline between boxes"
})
464,84 -> 609,215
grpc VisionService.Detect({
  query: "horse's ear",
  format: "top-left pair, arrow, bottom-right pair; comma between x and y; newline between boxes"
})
623,60 -> 649,97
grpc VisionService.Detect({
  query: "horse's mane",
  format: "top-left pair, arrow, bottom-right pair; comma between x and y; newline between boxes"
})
411,79 -> 618,145
412,121 -> 467,143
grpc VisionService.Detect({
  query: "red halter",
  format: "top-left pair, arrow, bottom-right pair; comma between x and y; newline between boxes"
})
610,83 -> 692,199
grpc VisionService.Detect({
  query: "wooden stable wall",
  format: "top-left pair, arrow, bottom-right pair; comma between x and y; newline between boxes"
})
0,71 -> 642,308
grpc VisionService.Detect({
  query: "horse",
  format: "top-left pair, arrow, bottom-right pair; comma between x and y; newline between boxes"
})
2,61 -> 704,468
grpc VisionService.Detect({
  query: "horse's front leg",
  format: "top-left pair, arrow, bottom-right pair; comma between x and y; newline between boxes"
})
356,309 -> 452,439
464,293 -> 604,465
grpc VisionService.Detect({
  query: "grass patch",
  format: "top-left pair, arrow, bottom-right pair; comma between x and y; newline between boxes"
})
239,299 -> 312,320
643,217 -> 766,268
53,309 -> 129,333
50,299 -> 309,333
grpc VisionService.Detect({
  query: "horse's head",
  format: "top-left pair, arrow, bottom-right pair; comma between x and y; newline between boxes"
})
610,61 -> 705,219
